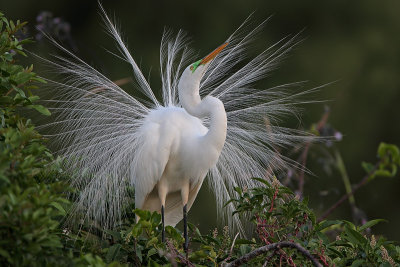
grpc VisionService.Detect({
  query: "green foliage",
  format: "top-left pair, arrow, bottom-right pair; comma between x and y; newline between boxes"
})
224,181 -> 400,266
0,12 -> 63,266
0,13 -> 49,117
362,142 -> 400,181
0,12 -> 116,267
67,181 -> 399,266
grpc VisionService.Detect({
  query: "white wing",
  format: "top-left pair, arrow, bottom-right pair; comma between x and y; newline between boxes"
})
37,9 -> 160,229
133,121 -> 167,210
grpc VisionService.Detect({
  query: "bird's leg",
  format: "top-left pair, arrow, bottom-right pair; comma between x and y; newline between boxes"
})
158,182 -> 167,243
181,181 -> 190,254
161,205 -> 165,242
183,204 -> 188,253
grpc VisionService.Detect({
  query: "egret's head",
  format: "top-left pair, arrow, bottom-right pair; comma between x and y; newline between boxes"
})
181,42 -> 228,83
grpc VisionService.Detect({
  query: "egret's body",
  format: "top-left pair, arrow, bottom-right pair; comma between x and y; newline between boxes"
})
136,103 -> 225,226
135,60 -> 227,246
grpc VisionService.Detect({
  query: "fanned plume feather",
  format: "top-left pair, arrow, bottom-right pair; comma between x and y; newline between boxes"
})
37,7 -> 318,232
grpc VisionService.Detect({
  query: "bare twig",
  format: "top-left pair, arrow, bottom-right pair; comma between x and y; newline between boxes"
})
317,162 -> 378,222
221,232 -> 240,265
296,108 -> 330,198
297,144 -> 310,198
334,149 -> 368,225
230,232 -> 240,255
163,251 -> 178,267
223,241 -> 322,267
5,87 -> 14,96
166,240 -> 194,267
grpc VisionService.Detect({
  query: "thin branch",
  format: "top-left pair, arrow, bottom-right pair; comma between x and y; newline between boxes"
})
262,250 -> 277,267
317,162 -> 379,222
223,241 -> 322,267
230,232 -> 240,255
296,108 -> 330,198
297,144 -> 310,197
166,240 -> 194,267
221,232 -> 240,266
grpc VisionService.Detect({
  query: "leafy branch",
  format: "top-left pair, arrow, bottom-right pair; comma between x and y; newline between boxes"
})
318,142 -> 400,222
223,241 -> 322,267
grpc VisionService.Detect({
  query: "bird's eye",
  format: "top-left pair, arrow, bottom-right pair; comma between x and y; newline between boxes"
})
190,65 -> 194,71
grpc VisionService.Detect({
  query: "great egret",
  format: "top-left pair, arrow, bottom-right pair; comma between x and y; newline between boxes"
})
38,6 -> 315,249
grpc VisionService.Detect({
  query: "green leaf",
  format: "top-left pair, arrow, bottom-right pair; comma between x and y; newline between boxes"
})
150,211 -> 161,226
358,219 -> 386,232
12,70 -> 32,85
28,95 -> 40,102
147,248 -> 158,258
0,248 -> 11,262
188,223 -> 203,240
378,142 -> 400,160
350,259 -> 365,267
13,85 -> 26,97
31,76 -> 47,83
373,169 -> 393,178
344,227 -> 367,246
165,226 -> 183,242
252,177 -> 271,186
135,245 -> 143,262
3,52 -> 13,61
146,237 -> 158,247
316,231 -> 330,244
16,50 -> 27,57
0,175 -> 11,184
131,223 -> 142,237
327,247 -> 343,258
317,220 -> 342,231
50,202 -> 66,216
233,186 -> 242,195
29,104 -> 51,116
9,20 -> 15,31
361,161 -> 375,173
104,230 -> 121,242
105,244 -> 121,263
134,209 -> 151,221
223,199 -> 236,207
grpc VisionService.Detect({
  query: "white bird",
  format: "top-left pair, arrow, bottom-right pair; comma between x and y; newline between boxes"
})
136,43 -> 228,247
38,6 -> 316,247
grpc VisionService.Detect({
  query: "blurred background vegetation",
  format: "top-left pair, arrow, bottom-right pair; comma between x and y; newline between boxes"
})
3,0 -> 400,241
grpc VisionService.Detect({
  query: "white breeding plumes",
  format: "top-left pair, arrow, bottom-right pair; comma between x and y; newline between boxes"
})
37,7 -> 317,234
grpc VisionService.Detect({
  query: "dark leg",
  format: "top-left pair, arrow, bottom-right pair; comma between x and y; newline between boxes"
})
161,205 -> 165,242
183,204 -> 188,253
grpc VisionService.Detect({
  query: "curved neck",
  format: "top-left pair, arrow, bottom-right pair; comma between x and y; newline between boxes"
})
179,80 -> 227,151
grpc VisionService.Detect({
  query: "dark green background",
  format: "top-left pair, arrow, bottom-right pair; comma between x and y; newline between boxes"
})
3,0 -> 400,241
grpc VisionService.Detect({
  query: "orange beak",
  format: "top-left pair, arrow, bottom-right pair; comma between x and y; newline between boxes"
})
200,42 -> 228,65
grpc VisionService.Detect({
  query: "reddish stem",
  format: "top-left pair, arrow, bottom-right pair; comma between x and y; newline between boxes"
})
269,187 -> 279,212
